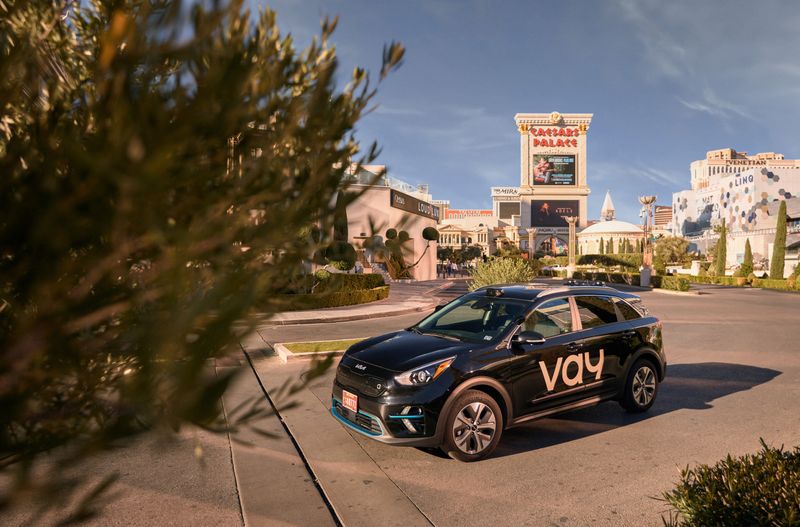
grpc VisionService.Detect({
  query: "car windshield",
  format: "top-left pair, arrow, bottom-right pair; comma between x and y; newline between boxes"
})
411,295 -> 529,344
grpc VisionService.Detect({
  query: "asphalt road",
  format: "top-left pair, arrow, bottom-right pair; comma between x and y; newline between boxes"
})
274,285 -> 800,526
255,279 -> 471,345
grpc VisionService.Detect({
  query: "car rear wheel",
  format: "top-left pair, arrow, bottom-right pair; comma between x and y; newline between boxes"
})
620,359 -> 659,413
442,390 -> 503,462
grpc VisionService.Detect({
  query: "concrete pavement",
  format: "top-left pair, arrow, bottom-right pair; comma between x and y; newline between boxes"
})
251,285 -> 800,526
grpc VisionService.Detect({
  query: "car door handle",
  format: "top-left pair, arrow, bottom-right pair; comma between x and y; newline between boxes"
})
567,342 -> 584,351
622,330 -> 637,338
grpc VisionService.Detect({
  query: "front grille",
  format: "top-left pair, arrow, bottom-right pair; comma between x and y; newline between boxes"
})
336,364 -> 387,397
332,400 -> 382,435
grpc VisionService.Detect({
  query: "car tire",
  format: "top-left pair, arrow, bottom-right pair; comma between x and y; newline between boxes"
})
620,358 -> 659,413
442,390 -> 503,462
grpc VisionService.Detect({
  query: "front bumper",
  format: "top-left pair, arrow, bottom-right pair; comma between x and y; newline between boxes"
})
331,380 -> 446,447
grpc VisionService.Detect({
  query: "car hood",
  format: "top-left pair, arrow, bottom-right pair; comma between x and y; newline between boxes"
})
345,330 -> 472,372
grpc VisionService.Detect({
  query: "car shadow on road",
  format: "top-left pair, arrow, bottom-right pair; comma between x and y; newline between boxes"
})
490,362 -> 781,459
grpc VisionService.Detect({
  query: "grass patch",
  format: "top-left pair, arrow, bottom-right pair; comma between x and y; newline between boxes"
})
283,338 -> 364,354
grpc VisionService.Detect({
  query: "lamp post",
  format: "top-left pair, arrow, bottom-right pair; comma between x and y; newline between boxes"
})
527,228 -> 536,260
563,216 -> 578,278
639,195 -> 657,287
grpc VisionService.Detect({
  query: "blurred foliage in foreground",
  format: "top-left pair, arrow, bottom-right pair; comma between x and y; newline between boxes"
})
0,0 -> 402,515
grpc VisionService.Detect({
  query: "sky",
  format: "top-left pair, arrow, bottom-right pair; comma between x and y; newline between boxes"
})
255,0 -> 800,222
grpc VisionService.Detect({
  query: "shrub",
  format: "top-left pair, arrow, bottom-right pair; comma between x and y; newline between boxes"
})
469,258 -> 536,291
328,274 -> 385,291
577,253 -> 642,270
572,271 -> 640,285
422,226 -> 439,241
538,255 -> 569,267
770,200 -> 787,279
662,441 -> 800,527
661,276 -> 690,291
740,239 -> 754,276
275,286 -> 390,310
752,278 -> 796,291
715,223 -> 727,277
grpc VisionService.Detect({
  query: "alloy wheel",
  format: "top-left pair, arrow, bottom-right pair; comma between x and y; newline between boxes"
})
452,402 -> 496,454
632,366 -> 656,406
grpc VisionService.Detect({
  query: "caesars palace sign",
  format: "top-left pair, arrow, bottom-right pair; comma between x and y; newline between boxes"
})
529,127 -> 580,148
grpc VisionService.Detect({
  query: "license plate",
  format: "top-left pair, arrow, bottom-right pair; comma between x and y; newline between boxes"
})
342,390 -> 358,413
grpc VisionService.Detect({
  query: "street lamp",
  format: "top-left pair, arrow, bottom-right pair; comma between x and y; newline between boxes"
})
563,216 -> 578,278
639,195 -> 657,287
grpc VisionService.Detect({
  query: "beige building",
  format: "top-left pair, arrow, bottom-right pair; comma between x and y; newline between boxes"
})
514,112 -> 593,254
345,165 -> 439,281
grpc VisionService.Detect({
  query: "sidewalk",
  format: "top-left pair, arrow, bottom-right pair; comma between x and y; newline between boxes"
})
265,280 -> 452,326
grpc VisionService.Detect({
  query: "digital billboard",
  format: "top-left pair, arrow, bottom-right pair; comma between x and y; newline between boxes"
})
531,200 -> 579,227
531,154 -> 576,185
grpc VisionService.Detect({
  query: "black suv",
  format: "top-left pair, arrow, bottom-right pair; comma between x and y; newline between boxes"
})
330,284 -> 665,461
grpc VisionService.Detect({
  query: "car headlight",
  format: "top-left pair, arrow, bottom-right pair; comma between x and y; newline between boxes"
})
394,357 -> 456,386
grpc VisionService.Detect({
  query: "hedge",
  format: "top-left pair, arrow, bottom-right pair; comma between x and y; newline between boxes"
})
323,273 -> 385,292
660,276 -> 690,292
662,441 -> 800,526
572,271 -> 641,285
752,278 -> 799,291
571,271 -> 688,292
577,253 -> 643,270
275,286 -> 390,310
281,272 -> 385,294
685,275 -> 800,291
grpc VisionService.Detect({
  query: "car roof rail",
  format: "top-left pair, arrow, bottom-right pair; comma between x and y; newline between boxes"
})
535,285 -> 616,299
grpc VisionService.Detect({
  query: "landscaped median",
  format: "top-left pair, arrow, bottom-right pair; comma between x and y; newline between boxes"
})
684,274 -> 800,292
273,273 -> 389,310
274,338 -> 363,363
571,271 -> 692,292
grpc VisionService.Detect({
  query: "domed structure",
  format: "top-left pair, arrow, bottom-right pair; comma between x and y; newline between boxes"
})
577,193 -> 645,255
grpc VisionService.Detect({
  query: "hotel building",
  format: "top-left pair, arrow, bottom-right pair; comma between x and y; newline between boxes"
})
671,148 -> 800,276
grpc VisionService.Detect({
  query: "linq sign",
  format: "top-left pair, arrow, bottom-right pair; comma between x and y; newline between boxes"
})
530,127 -> 579,148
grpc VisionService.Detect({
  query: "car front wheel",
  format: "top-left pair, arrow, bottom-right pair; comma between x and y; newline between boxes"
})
620,359 -> 659,413
442,390 -> 503,462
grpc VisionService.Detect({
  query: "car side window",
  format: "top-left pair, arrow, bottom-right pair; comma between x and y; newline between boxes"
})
574,296 -> 619,329
614,298 -> 641,321
524,298 -> 573,338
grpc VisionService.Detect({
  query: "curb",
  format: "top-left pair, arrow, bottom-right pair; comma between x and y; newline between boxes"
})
273,342 -> 348,363
266,302 -> 436,326
651,288 -> 702,296
264,281 -> 452,326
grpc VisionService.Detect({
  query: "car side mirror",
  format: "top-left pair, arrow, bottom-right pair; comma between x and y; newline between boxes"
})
511,331 -> 546,349
434,304 -> 446,312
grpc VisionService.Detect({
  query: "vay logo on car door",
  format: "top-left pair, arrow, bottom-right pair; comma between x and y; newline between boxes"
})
539,349 -> 604,391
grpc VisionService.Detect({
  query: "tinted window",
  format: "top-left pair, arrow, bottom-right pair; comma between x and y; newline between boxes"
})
614,298 -> 641,320
574,296 -> 619,329
524,298 -> 573,338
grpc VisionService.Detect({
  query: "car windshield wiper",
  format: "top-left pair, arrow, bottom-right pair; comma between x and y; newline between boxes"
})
419,330 -> 462,342
407,326 -> 423,334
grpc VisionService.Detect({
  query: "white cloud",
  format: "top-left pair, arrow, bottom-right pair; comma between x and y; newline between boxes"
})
613,0 -> 800,126
373,104 -> 424,116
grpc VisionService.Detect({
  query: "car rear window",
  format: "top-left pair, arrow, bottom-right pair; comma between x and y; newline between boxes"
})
614,298 -> 642,320
624,297 -> 649,317
574,296 -> 619,329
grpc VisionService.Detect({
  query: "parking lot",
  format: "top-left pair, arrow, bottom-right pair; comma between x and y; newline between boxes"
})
259,285 -> 800,526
